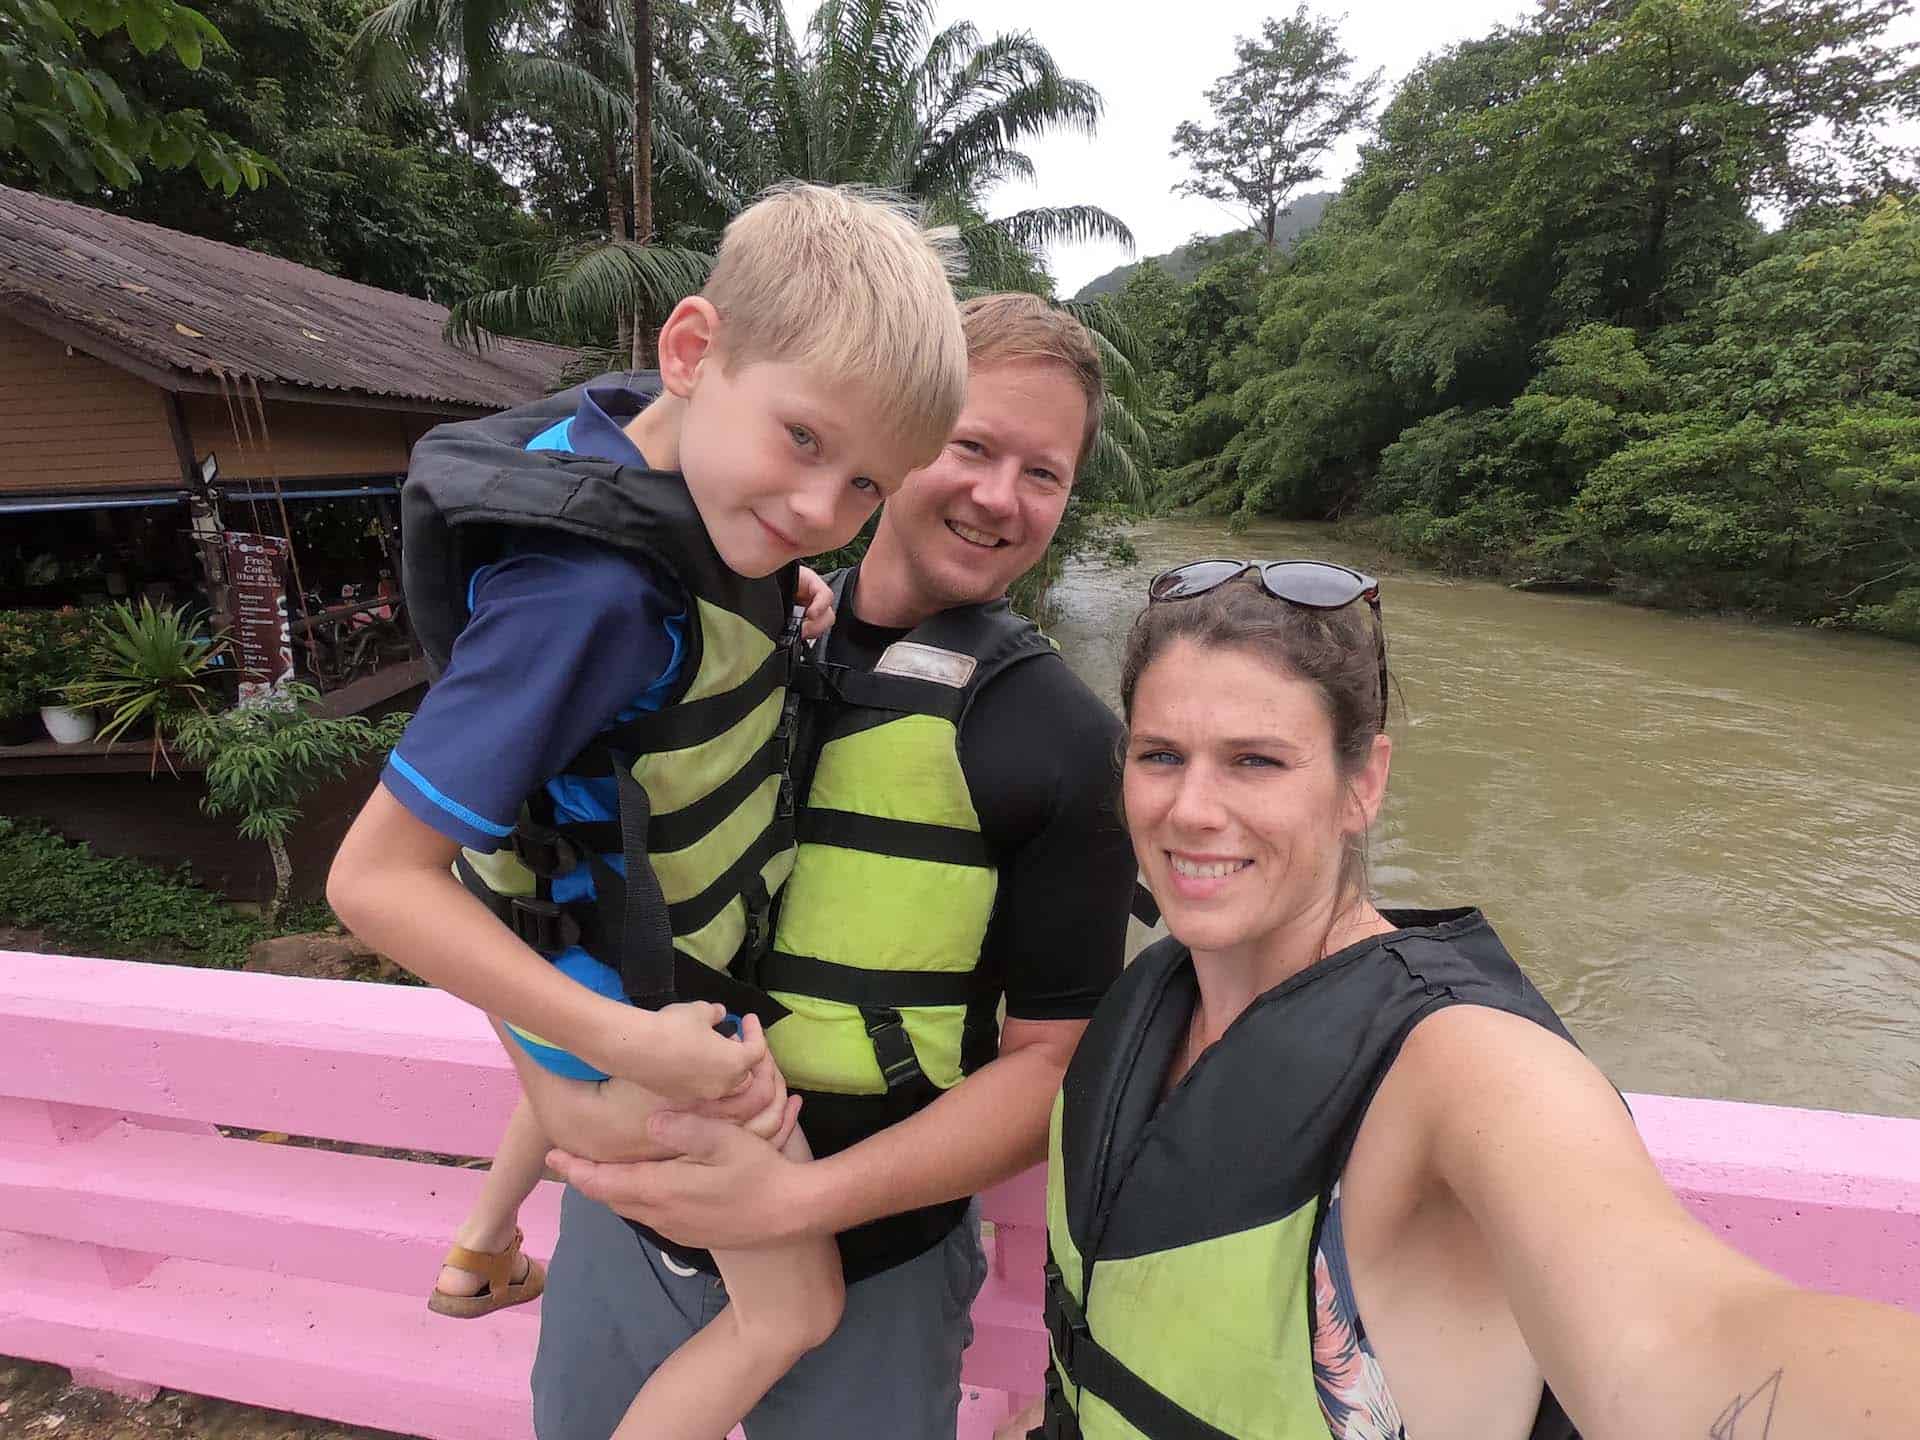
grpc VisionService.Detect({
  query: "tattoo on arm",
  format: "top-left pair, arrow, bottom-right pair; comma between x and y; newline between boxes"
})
1710,1370 -> 1782,1440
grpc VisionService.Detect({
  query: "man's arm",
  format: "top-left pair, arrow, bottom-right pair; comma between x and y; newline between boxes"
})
550,654 -> 1133,1247
552,1016 -> 1084,1247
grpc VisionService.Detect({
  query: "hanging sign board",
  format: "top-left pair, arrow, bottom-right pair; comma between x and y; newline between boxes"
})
222,530 -> 294,703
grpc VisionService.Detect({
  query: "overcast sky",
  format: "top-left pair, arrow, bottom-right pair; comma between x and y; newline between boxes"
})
839,1 -> 1920,297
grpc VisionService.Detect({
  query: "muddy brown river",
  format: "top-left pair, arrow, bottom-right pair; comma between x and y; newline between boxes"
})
1048,516 -> 1920,1119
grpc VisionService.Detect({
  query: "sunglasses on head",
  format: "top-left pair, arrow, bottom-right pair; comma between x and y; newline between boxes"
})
1146,558 -> 1389,729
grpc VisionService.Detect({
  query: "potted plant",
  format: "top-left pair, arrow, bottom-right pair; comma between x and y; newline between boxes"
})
64,600 -> 229,771
33,608 -> 101,744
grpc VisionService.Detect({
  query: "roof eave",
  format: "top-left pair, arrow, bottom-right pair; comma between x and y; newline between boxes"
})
8,296 -> 502,419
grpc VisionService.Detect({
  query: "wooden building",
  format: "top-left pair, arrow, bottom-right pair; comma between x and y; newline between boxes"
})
1,183 -> 570,505
0,185 -> 575,900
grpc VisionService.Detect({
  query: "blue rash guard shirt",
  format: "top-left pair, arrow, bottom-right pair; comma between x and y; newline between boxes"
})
380,383 -> 689,1077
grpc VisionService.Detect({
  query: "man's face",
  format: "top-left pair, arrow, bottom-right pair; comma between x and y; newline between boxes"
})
678,357 -> 922,577
871,358 -> 1087,610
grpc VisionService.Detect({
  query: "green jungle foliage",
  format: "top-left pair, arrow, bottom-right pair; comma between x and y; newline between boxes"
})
1,0 -> 272,192
0,814 -> 329,967
1130,0 -> 1920,635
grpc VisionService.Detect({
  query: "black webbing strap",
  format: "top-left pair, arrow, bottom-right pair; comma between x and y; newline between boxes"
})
755,950 -> 979,1008
664,816 -> 794,938
589,646 -> 785,757
790,659 -> 968,722
609,761 -> 674,1010
1044,1260 -> 1236,1440
1130,883 -> 1162,929
797,808 -> 992,867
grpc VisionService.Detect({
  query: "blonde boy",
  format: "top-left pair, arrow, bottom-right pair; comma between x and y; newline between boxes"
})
329,184 -> 965,1438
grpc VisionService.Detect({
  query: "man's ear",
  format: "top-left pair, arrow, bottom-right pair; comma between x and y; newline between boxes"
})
656,296 -> 721,398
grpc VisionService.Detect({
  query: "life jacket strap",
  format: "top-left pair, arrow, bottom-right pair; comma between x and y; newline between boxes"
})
754,950 -> 980,1008
608,760 -> 674,1010
795,807 -> 992,868
1044,1258 -> 1236,1440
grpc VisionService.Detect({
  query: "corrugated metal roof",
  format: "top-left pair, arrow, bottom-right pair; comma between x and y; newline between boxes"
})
0,184 -> 573,411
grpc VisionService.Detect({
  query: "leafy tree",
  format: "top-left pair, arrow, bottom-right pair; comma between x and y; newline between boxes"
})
171,682 -> 409,925
1,0 -> 271,192
1172,0 -> 1920,529
1571,198 -> 1920,628
1170,6 -> 1380,252
48,0 -> 538,302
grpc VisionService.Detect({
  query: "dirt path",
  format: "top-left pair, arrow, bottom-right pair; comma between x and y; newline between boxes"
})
0,1360 -> 416,1440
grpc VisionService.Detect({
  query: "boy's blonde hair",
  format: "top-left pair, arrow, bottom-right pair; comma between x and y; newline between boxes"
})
703,184 -> 966,465
960,293 -> 1106,471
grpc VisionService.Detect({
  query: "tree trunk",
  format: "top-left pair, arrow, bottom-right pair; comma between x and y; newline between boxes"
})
575,0 -> 634,361
631,0 -> 655,369
266,836 -> 292,930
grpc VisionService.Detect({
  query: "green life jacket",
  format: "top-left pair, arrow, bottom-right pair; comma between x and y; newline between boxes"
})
1042,910 -> 1580,1440
752,566 -> 1056,1271
760,567 -> 1054,1094
401,372 -> 798,1018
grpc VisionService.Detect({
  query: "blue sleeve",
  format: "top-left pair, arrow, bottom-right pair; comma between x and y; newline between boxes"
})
381,536 -> 685,850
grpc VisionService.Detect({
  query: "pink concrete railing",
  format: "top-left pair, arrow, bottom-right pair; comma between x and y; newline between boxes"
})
2,949 -> 1918,1440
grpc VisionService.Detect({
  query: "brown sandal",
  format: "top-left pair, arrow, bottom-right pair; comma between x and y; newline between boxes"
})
426,1228 -> 546,1318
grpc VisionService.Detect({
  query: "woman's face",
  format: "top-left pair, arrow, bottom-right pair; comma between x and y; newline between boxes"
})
1123,639 -> 1389,958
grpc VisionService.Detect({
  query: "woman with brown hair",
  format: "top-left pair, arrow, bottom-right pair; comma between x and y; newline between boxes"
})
1018,560 -> 1920,1440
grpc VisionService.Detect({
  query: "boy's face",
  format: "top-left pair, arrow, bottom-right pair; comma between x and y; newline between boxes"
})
679,357 -> 924,577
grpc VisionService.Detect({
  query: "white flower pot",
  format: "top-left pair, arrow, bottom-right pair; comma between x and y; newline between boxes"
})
39,704 -> 97,745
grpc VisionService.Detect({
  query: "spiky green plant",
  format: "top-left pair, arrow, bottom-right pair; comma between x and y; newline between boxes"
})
65,600 -> 229,766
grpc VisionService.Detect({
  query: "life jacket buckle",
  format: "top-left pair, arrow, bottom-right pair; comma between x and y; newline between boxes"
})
1043,1261 -> 1089,1377
861,1007 -> 923,1090
508,895 -> 580,955
510,826 -> 580,879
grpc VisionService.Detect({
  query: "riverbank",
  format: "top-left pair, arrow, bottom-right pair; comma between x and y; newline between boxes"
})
1322,511 -> 1920,643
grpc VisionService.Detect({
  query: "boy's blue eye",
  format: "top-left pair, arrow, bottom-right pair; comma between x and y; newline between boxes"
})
851,476 -> 877,493
789,424 -> 816,449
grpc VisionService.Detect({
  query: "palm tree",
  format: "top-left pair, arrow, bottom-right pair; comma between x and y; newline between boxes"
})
653,0 -> 1130,292
446,0 -> 1152,496
350,0 -> 699,363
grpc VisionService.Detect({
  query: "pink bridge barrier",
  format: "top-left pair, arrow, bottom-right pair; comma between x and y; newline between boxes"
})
2,950 -> 1918,1439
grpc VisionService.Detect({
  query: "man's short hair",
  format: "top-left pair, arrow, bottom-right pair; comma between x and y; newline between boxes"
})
703,184 -> 967,466
959,293 -> 1106,473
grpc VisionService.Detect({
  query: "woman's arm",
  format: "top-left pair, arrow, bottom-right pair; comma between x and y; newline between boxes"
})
1398,1005 -> 1920,1440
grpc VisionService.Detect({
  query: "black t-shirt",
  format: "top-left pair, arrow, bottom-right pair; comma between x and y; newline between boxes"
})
824,603 -> 1134,1025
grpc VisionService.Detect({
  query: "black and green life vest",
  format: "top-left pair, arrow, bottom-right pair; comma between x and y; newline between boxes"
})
1042,909 -> 1580,1440
750,565 -> 1057,1269
402,373 -> 799,1018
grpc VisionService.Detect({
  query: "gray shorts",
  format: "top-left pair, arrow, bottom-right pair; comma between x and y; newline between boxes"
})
532,1185 -> 989,1440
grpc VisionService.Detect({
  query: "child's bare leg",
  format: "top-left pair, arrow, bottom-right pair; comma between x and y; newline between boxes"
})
612,1125 -> 845,1440
437,1094 -> 548,1297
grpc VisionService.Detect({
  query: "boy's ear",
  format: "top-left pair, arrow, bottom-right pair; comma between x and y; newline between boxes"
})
656,296 -> 721,398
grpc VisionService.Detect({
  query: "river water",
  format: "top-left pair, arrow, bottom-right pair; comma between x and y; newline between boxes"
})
1047,515 -> 1920,1119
